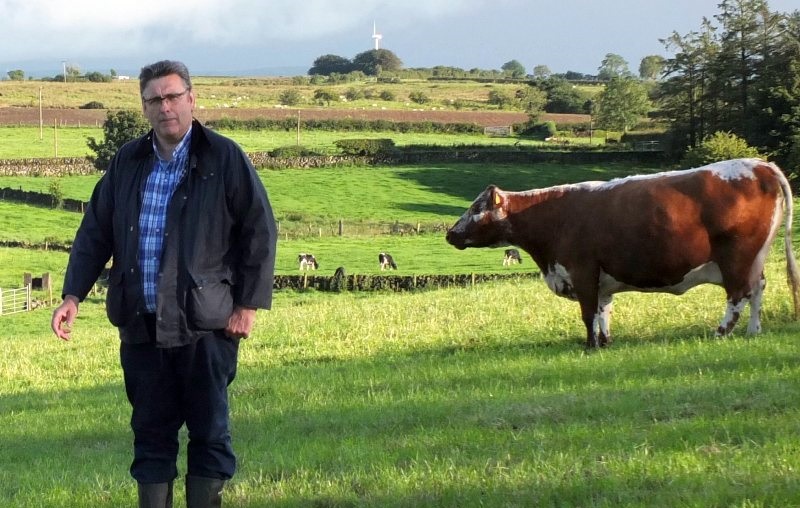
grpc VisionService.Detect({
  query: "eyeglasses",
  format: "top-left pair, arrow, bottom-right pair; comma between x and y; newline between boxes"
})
142,88 -> 190,107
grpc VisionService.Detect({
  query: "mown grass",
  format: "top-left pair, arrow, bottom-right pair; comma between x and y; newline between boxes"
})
0,125 -> 599,159
0,126 -> 102,159
2,252 -> 800,506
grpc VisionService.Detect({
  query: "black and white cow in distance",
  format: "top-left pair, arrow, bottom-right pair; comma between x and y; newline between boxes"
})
378,252 -> 397,270
503,248 -> 522,266
445,158 -> 800,349
298,253 -> 319,271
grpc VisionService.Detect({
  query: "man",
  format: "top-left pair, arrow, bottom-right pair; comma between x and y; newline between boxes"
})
50,60 -> 277,508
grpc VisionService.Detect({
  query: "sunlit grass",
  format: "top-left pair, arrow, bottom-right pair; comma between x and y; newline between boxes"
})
2,254 -> 800,506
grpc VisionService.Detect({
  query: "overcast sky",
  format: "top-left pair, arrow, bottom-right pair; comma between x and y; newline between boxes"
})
1,0 -> 798,77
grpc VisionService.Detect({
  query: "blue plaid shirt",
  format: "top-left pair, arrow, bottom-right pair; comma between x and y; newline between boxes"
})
138,129 -> 192,312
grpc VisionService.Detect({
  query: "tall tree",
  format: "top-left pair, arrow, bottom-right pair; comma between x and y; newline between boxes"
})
597,53 -> 630,80
713,0 -> 769,139
595,77 -> 651,132
308,54 -> 353,76
501,59 -> 526,78
532,65 -> 551,78
351,49 -> 403,76
761,10 -> 800,166
638,55 -> 666,80
660,19 -> 719,148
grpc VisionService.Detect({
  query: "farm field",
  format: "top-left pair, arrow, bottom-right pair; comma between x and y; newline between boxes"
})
2,250 -> 800,506
0,76 -> 596,116
2,153 -> 800,505
0,162 -> 657,246
0,125 -> 600,159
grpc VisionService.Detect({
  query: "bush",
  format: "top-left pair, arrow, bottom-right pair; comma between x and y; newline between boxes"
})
278,89 -> 302,106
487,89 -> 514,109
86,110 -> 150,171
681,131 -> 762,167
268,145 -> 322,157
334,138 -> 396,156
344,87 -> 365,101
518,121 -> 557,139
48,180 -> 64,209
379,90 -> 396,101
79,101 -> 105,109
408,91 -> 430,105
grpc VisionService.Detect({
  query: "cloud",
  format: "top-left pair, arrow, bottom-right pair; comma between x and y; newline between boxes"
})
0,0 -> 496,61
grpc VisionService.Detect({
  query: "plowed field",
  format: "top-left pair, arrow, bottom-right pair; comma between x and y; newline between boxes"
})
0,106 -> 588,127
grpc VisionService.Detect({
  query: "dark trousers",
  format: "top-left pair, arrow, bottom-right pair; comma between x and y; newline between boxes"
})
120,323 -> 239,484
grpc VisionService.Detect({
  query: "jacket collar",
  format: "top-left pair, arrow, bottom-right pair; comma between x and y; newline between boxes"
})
132,119 -> 213,176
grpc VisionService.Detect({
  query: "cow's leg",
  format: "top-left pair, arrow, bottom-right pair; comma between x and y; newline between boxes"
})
577,290 -> 602,349
595,295 -> 613,347
716,296 -> 748,336
746,273 -> 766,335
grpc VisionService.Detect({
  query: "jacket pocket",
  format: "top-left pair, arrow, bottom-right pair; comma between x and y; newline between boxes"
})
106,269 -> 131,327
187,273 -> 234,330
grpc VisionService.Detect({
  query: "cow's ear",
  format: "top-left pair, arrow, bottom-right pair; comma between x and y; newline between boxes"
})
491,187 -> 504,208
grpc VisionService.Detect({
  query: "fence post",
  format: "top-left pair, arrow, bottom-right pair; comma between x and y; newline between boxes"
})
26,284 -> 31,312
338,219 -> 343,236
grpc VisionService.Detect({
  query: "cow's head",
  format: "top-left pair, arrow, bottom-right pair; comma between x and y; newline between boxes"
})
446,185 -> 512,250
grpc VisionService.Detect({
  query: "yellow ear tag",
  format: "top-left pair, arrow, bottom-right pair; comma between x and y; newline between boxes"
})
494,193 -> 501,206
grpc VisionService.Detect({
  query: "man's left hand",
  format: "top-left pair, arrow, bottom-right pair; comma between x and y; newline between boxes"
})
225,306 -> 256,339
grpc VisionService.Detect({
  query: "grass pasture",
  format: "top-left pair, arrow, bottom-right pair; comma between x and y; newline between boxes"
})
2,255 -> 800,506
0,125 -> 601,160
2,160 -> 800,506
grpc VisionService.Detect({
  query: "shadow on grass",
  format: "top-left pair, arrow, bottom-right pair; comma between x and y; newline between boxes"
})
392,162 -> 647,202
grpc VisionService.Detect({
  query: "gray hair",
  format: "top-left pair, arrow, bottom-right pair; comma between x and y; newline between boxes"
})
138,60 -> 192,94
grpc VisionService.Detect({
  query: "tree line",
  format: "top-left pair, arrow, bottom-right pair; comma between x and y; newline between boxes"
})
658,0 -> 800,168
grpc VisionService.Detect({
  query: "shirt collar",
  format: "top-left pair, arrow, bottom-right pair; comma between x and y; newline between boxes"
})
152,126 -> 192,163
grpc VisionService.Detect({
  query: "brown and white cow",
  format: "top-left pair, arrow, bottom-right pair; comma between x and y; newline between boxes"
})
445,158 -> 800,348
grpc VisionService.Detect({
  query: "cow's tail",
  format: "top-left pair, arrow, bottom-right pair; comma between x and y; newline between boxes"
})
776,165 -> 800,318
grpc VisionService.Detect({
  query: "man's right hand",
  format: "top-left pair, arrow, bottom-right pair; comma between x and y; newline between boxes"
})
51,295 -> 80,341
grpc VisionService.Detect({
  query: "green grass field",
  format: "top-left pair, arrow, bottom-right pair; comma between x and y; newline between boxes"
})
0,125 -> 603,159
2,256 -> 800,506
2,160 -> 800,506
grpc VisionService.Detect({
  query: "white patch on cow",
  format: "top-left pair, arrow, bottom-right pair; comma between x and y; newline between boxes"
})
515,181 -> 605,199
747,276 -> 766,334
749,191 -> 783,287
594,296 -> 613,340
717,298 -> 748,336
598,262 -> 723,296
600,158 -> 768,190
544,262 -> 576,299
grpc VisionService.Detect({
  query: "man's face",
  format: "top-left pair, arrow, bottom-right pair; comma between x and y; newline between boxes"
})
141,73 -> 195,145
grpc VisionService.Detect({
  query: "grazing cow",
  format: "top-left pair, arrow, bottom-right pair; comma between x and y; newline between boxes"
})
445,159 -> 800,349
297,253 -> 319,271
503,248 -> 522,266
378,252 -> 398,270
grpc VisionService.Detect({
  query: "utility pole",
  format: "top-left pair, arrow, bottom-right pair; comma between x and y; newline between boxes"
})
62,61 -> 66,83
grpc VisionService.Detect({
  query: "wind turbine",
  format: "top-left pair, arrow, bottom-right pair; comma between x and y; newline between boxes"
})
372,21 -> 382,50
